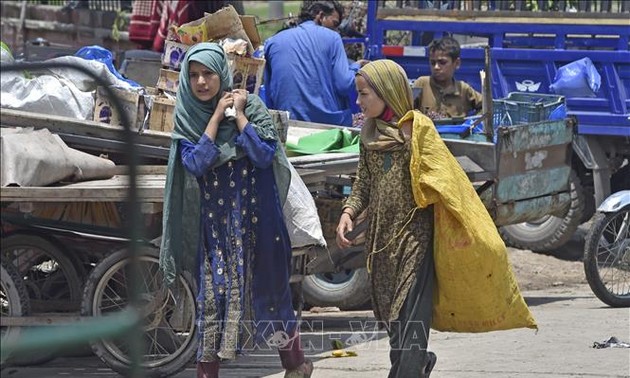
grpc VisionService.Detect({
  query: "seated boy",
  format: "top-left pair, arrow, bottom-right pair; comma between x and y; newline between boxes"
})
413,36 -> 483,119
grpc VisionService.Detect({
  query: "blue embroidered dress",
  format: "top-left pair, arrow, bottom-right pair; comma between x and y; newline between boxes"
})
180,125 -> 296,362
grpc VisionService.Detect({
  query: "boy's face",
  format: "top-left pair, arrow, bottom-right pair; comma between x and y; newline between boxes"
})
429,49 -> 461,84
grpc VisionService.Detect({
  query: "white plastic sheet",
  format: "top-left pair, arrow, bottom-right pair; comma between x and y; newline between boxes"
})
0,56 -> 137,120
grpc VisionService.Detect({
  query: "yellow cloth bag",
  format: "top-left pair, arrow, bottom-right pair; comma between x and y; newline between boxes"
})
400,110 -> 537,332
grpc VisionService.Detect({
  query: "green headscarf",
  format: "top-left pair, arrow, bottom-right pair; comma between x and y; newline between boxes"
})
160,43 -> 291,285
356,59 -> 414,151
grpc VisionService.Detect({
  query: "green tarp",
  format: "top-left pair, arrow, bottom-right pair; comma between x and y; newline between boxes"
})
285,128 -> 360,155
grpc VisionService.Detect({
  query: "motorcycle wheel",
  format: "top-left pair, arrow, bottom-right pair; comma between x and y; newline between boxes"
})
583,208 -> 630,307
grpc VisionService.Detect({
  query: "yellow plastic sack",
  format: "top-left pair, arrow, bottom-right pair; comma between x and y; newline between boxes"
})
400,110 -> 537,333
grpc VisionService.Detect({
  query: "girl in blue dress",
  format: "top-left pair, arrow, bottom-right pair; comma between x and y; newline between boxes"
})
160,42 -> 313,378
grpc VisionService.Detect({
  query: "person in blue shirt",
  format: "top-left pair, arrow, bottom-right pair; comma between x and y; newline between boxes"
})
264,1 -> 367,126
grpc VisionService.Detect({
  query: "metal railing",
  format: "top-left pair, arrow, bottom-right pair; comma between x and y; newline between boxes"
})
24,0 -> 133,11
383,0 -> 629,13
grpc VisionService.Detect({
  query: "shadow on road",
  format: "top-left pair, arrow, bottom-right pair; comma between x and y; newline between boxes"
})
536,224 -> 590,262
524,294 -> 592,307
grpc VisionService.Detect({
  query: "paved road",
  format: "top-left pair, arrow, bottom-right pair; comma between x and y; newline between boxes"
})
3,285 -> 629,377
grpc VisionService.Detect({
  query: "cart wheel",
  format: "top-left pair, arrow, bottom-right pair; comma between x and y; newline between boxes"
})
81,246 -> 197,378
1,233 -> 83,365
2,233 -> 83,313
1,259 -> 30,368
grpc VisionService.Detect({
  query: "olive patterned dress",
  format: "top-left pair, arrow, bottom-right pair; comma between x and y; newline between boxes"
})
343,140 -> 434,324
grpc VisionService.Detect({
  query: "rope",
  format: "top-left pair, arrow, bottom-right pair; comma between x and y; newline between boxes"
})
366,206 -> 419,274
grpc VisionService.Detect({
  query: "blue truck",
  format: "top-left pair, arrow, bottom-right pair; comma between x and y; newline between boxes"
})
302,0 -> 630,309
360,0 -> 629,251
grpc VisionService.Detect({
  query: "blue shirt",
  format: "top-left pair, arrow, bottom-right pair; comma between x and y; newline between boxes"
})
264,21 -> 360,126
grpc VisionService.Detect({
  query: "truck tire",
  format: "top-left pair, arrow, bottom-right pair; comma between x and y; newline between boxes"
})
499,171 -> 585,252
81,247 -> 197,378
302,268 -> 371,310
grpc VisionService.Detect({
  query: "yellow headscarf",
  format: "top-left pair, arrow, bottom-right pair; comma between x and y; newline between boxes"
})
358,59 -> 537,333
356,60 -> 411,151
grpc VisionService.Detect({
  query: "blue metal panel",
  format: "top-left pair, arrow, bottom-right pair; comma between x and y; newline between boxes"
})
496,166 -> 572,202
579,125 -> 630,136
498,120 -> 573,152
493,192 -> 571,226
374,20 -> 630,50
495,120 -> 572,203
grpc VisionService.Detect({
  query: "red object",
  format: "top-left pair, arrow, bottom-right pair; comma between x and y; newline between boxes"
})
379,106 -> 395,122
382,45 -> 404,56
129,0 -> 202,52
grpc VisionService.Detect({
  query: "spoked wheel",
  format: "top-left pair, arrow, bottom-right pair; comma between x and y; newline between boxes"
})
1,233 -> 82,313
1,259 -> 30,368
584,208 -> 630,307
1,233 -> 82,365
81,246 -> 197,378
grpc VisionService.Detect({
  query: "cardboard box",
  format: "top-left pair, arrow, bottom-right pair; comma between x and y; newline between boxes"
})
93,86 -> 145,130
227,54 -> 265,95
202,5 -> 253,54
162,40 -> 189,70
149,95 -> 176,132
239,15 -> 261,50
156,68 -> 180,93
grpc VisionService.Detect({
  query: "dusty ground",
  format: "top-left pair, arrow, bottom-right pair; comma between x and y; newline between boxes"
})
507,225 -> 590,291
508,247 -> 586,291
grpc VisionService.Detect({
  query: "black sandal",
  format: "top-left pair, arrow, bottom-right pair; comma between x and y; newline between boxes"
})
424,352 -> 437,377
284,358 -> 313,378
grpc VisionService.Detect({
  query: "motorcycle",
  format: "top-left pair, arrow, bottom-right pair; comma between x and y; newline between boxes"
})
583,190 -> 630,307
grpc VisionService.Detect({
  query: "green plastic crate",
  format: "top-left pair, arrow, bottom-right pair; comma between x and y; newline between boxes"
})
493,92 -> 565,126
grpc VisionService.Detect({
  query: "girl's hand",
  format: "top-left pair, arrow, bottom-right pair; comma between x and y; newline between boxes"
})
215,91 -> 234,118
336,213 -> 354,249
232,89 -> 248,114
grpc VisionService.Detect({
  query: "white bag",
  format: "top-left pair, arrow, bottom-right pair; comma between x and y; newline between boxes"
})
282,163 -> 326,248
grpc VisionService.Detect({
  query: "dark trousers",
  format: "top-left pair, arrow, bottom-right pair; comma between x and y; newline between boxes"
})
388,247 -> 435,378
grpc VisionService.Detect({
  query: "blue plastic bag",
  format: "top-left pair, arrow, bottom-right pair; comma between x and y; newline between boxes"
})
435,116 -> 484,135
75,45 -> 140,87
549,57 -> 600,97
548,103 -> 567,120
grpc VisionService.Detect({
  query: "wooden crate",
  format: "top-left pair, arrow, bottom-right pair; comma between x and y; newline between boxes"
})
156,68 -> 180,93
93,86 -> 145,131
227,54 -> 264,95
149,95 -> 176,132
